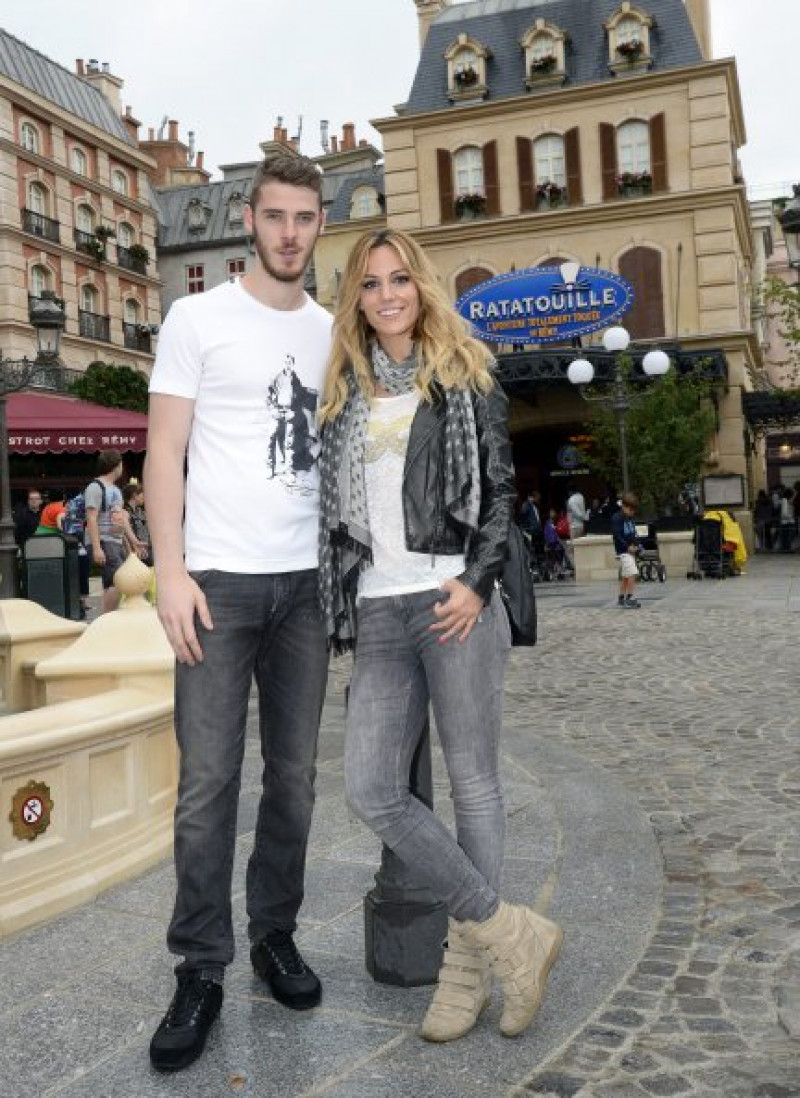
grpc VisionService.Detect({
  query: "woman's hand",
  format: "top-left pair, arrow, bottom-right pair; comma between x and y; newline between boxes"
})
431,578 -> 485,644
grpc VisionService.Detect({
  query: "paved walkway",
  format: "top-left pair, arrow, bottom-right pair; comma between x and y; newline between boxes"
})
2,556 -> 799,1097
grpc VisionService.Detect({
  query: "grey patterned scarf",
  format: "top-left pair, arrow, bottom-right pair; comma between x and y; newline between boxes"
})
318,344 -> 482,652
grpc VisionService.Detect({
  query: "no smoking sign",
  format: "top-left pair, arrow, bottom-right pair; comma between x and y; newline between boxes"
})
9,781 -> 54,842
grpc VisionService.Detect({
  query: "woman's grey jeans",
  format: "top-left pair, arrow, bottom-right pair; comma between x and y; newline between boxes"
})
345,587 -> 511,924
167,568 -> 328,974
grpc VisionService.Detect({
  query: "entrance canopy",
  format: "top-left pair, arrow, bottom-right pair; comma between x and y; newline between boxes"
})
6,392 -> 148,454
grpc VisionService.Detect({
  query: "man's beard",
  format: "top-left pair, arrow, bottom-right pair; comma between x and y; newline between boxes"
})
251,226 -> 315,284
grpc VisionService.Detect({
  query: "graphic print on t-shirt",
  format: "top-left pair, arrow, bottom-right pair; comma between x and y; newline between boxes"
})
263,355 -> 320,495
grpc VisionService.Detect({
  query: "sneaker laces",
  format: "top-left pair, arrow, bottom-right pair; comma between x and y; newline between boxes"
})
165,977 -> 216,1028
264,933 -> 308,977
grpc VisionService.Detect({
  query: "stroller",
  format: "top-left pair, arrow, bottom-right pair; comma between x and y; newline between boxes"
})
687,517 -> 735,580
635,523 -> 666,583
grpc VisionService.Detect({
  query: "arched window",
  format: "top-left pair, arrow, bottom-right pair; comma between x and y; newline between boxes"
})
453,147 -> 484,197
111,169 -> 129,195
350,187 -> 381,219
124,298 -> 140,325
117,221 -> 134,249
454,47 -> 478,76
617,120 -> 651,176
531,34 -> 556,61
30,264 -> 50,298
71,146 -> 88,176
619,247 -> 665,339
28,181 -> 47,215
20,121 -> 39,153
455,266 -> 493,300
533,134 -> 566,187
76,203 -> 95,233
81,284 -> 97,313
616,15 -> 642,47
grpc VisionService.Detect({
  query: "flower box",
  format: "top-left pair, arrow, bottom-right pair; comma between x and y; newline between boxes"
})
454,192 -> 486,219
617,39 -> 644,60
453,66 -> 479,89
617,172 -> 652,197
535,182 -> 568,210
530,54 -> 558,76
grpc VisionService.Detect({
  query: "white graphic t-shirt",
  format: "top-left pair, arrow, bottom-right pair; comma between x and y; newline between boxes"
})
149,279 -> 332,572
359,392 -> 465,599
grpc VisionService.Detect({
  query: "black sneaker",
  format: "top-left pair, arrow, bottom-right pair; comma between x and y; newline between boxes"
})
149,973 -> 223,1073
624,597 -> 642,609
251,931 -> 321,1010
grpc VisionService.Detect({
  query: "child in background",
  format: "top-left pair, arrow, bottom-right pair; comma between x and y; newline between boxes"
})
611,492 -> 641,608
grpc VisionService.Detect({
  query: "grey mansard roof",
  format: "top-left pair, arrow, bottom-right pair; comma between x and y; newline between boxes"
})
0,28 -> 135,145
404,0 -> 703,115
155,179 -> 251,251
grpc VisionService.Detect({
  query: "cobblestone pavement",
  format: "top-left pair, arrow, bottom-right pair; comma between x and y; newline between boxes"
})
1,557 -> 798,1097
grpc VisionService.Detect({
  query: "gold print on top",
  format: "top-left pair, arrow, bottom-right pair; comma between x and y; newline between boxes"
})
366,411 -> 415,463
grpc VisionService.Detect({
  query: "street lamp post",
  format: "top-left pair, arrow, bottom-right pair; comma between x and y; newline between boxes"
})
0,292 -> 66,599
567,326 -> 670,494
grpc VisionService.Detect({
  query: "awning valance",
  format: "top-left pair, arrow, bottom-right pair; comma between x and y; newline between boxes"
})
6,392 -> 148,454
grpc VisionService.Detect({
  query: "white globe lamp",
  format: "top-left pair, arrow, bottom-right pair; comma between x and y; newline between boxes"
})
642,349 -> 670,376
602,326 -> 630,353
567,358 -> 595,385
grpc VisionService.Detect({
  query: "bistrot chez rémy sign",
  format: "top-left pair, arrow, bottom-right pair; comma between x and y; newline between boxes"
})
456,262 -> 634,345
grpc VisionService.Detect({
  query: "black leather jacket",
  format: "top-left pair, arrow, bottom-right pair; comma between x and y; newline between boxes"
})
401,381 -> 516,602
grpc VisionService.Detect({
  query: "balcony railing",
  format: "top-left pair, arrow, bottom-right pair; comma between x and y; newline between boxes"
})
78,308 -> 110,342
21,208 -> 60,243
116,246 -> 148,274
123,323 -> 152,353
74,228 -> 106,260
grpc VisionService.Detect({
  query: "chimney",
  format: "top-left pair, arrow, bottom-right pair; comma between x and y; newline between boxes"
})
196,151 -> 204,170
684,0 -> 712,59
82,60 -> 124,111
75,59 -> 85,76
342,123 -> 356,151
148,127 -> 155,141
359,139 -> 368,148
414,1 -> 451,49
331,134 -> 339,154
168,119 -> 179,142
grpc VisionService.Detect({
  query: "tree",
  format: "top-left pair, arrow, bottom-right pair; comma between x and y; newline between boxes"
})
584,362 -> 716,515
69,361 -> 149,413
762,275 -> 800,386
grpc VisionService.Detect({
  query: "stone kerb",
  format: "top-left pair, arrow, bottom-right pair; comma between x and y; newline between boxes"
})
572,530 -> 695,583
0,600 -> 85,714
0,554 -> 177,937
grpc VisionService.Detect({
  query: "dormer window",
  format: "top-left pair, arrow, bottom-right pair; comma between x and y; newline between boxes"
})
521,20 -> 567,89
228,191 -> 245,225
445,34 -> 491,103
20,121 -> 40,154
606,3 -> 654,74
350,186 -> 382,220
186,197 -> 210,232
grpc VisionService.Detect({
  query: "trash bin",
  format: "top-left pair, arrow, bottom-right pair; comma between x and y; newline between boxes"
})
22,533 -> 82,620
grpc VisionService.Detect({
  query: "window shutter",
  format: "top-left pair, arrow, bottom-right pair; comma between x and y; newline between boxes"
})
516,136 -> 535,212
619,247 -> 665,339
483,140 -> 500,216
564,128 -> 583,206
437,148 -> 455,223
599,123 -> 618,201
650,113 -> 668,193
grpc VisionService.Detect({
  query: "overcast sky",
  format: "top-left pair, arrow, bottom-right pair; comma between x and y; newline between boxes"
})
3,1 -> 798,190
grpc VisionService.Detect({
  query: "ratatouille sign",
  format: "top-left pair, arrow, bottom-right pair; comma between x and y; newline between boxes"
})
456,262 -> 634,345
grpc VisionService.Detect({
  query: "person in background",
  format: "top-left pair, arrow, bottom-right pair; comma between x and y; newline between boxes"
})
13,488 -> 42,548
85,450 -> 144,613
123,481 -> 152,566
753,489 -> 773,552
611,492 -> 641,609
779,488 -> 795,553
566,483 -> 587,540
518,490 -> 541,535
36,489 -> 66,534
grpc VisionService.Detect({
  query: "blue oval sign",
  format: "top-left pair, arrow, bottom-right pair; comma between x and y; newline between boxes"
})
456,263 -> 634,345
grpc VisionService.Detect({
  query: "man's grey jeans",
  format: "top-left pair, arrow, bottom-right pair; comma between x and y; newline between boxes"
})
167,568 -> 328,974
345,587 -> 511,924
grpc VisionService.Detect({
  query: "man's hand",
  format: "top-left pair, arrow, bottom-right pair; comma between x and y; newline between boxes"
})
93,544 -> 106,566
157,572 -> 214,666
431,578 -> 485,644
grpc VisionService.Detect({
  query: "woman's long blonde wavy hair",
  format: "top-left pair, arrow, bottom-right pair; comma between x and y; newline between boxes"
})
319,228 -> 494,422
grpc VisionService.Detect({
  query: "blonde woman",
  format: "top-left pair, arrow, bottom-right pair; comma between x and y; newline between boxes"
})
318,229 -> 562,1042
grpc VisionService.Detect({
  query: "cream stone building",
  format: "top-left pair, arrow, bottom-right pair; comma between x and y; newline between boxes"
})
0,33 -> 161,372
317,0 -> 770,526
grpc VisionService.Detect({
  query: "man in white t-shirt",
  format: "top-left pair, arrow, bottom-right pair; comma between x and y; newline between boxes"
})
145,155 -> 332,1073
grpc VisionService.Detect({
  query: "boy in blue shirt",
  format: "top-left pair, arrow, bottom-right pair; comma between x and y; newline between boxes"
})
611,492 -> 641,608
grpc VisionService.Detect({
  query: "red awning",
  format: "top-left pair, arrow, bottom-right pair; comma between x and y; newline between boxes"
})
6,392 -> 148,454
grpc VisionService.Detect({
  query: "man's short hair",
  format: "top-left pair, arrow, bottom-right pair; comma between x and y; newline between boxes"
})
621,492 -> 638,509
97,449 -> 122,475
249,154 -> 323,211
